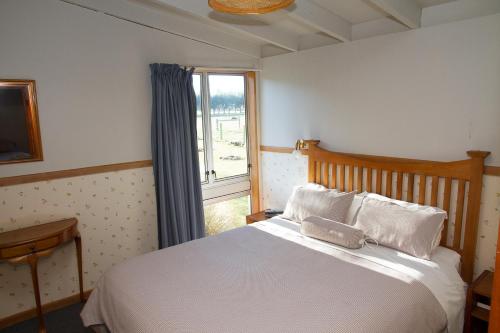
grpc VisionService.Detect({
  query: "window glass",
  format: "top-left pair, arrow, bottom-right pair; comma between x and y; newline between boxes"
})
208,74 -> 247,180
204,195 -> 250,236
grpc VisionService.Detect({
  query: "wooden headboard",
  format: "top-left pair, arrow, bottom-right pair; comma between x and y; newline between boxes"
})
304,141 -> 489,284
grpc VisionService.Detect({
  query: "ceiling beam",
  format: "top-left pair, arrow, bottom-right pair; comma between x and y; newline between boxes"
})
155,0 -> 299,51
352,17 -> 408,41
286,0 -> 351,42
62,0 -> 262,58
368,0 -> 422,29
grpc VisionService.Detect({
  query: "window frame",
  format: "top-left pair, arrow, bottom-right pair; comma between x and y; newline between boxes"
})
195,70 -> 252,204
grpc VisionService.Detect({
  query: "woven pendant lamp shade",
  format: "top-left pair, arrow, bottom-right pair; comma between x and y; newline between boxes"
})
208,0 -> 295,14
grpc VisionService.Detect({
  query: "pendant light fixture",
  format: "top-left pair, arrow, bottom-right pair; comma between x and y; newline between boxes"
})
208,0 -> 295,15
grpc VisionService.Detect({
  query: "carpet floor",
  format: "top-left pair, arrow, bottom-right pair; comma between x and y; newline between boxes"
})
1,303 -> 92,333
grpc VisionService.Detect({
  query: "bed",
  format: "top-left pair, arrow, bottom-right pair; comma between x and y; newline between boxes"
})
81,143 -> 490,333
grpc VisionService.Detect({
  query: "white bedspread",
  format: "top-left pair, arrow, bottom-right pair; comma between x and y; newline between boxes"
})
255,217 -> 466,333
81,217 -> 465,333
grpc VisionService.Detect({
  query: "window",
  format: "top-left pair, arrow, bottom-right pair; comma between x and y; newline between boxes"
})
204,195 -> 250,236
193,71 -> 255,235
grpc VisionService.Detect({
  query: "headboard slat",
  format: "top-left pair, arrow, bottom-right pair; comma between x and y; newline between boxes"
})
376,169 -> 382,194
315,162 -> 321,184
441,177 -> 452,246
304,141 -> 489,283
331,163 -> 337,189
386,171 -> 393,198
339,165 -> 345,192
418,175 -> 426,205
453,179 -> 466,250
366,168 -> 372,192
348,165 -> 354,192
396,172 -> 403,200
431,176 -> 439,207
407,173 -> 414,202
322,162 -> 329,188
357,166 -> 363,193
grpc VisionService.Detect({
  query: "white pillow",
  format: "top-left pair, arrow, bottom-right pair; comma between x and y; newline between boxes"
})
345,193 -> 367,225
432,246 -> 461,273
283,187 -> 355,223
302,183 -> 330,192
363,192 -> 447,249
354,197 -> 446,260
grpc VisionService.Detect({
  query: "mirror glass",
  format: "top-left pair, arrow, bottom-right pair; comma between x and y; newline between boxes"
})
0,80 -> 43,164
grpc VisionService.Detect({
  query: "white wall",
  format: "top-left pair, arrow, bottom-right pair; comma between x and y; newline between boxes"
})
260,13 -> 500,166
259,13 -> 500,279
0,0 -> 258,178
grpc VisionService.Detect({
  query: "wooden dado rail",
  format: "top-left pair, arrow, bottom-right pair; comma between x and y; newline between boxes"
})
0,160 -> 152,187
260,146 -> 500,176
0,148 -> 498,187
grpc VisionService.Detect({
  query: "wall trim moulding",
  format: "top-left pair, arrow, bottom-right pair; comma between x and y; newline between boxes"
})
0,160 -> 153,187
0,151 -> 498,188
260,145 -> 294,154
260,145 -> 500,176
0,290 -> 92,330
485,165 -> 500,176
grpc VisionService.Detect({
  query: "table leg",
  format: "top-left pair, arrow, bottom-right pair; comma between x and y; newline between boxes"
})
75,233 -> 85,302
27,254 -> 47,333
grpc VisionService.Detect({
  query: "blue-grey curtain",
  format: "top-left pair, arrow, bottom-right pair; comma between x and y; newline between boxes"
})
150,63 -> 205,248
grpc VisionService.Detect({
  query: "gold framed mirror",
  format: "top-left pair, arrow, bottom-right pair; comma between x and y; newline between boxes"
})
0,80 -> 43,164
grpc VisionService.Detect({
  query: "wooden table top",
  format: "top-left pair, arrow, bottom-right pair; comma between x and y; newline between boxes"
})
0,218 -> 77,249
474,270 -> 493,298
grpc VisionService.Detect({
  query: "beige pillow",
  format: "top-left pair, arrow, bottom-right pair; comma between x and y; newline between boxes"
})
345,193 -> 367,225
301,216 -> 364,249
354,198 -> 446,260
302,183 -> 330,192
283,188 -> 355,223
363,193 -> 447,250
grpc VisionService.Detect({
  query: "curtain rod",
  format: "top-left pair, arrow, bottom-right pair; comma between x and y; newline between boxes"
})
187,66 -> 262,72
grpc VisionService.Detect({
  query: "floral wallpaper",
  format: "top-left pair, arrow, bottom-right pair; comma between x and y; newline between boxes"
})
475,175 -> 500,276
260,151 -> 500,278
0,167 -> 158,319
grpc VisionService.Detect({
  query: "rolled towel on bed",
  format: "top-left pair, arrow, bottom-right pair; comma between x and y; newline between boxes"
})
300,216 -> 365,249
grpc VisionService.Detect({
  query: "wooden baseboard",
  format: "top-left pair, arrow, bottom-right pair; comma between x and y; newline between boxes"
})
0,289 -> 92,330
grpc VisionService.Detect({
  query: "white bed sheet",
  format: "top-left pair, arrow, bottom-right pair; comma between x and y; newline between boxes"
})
253,217 -> 467,333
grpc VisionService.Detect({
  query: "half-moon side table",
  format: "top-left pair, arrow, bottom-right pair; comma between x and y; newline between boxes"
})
0,218 -> 84,333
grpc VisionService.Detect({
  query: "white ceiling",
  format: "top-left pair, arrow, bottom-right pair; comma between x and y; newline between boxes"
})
310,0 -> 387,24
121,0 -> 499,59
310,0 -> 457,24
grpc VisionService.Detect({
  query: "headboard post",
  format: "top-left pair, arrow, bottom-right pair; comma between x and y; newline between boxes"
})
462,150 -> 490,283
305,140 -> 321,183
